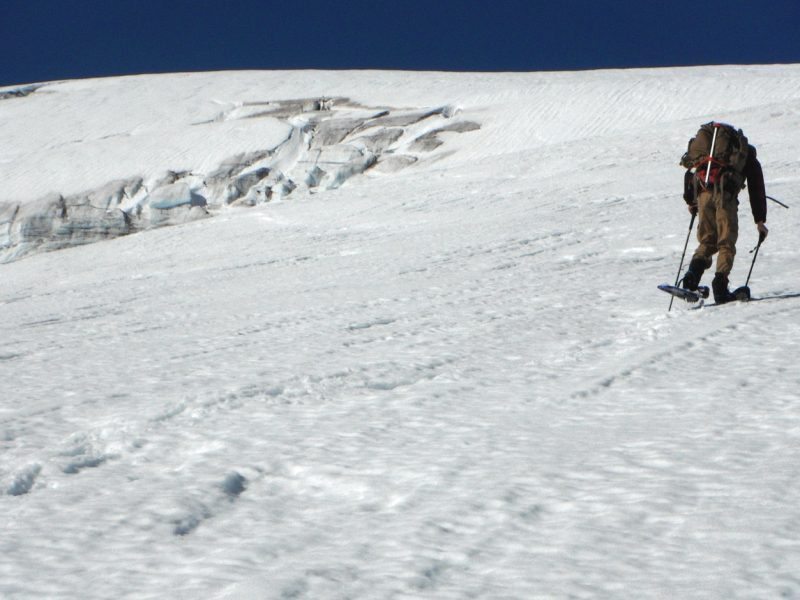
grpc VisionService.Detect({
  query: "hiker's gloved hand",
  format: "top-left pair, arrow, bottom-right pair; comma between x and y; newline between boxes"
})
687,203 -> 698,216
756,221 -> 768,243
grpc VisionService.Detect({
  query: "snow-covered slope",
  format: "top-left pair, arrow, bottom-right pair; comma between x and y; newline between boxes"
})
2,67 -> 800,599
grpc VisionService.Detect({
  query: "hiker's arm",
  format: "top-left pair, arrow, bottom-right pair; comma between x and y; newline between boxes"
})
683,170 -> 697,214
745,147 -> 767,224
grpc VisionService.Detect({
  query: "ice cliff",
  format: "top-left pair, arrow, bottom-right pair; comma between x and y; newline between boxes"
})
0,89 -> 477,262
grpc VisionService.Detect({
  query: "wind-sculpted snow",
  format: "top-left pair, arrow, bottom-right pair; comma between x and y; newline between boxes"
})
0,94 -> 477,262
2,67 -> 800,599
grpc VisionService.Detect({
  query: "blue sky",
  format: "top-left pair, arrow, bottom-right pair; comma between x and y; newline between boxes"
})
2,0 -> 799,87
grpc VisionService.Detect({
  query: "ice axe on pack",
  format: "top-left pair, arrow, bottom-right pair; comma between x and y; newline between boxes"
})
704,125 -> 719,186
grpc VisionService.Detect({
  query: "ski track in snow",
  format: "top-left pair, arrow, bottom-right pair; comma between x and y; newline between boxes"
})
2,67 -> 800,599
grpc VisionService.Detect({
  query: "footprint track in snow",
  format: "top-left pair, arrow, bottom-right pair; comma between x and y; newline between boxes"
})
570,296 -> 800,404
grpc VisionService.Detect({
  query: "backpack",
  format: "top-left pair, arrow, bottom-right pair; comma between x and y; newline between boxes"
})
680,122 -> 749,191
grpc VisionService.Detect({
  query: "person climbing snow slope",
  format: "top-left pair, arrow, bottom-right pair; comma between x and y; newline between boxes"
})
679,122 -> 769,303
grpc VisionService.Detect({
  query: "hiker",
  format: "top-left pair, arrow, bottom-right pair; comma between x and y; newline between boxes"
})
679,122 -> 769,303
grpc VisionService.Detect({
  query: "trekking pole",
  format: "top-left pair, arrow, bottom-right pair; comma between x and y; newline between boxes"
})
745,196 -> 787,287
669,212 -> 696,312
745,240 -> 762,288
742,193 -> 784,287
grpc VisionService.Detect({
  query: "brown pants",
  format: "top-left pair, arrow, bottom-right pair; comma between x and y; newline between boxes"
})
692,189 -> 739,275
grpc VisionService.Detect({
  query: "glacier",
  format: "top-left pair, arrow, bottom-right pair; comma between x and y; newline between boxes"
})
0,84 -> 477,263
1,67 -> 800,599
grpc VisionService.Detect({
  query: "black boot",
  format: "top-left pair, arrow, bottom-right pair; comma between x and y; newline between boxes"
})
712,272 -> 736,304
681,258 -> 708,291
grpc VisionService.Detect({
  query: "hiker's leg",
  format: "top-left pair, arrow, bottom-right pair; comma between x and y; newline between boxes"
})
691,190 -> 716,269
715,193 -> 739,276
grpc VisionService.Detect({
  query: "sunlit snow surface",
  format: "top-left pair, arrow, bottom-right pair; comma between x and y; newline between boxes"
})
2,67 -> 800,599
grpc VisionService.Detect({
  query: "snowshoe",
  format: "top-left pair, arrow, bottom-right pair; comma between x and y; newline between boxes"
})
658,283 -> 709,304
